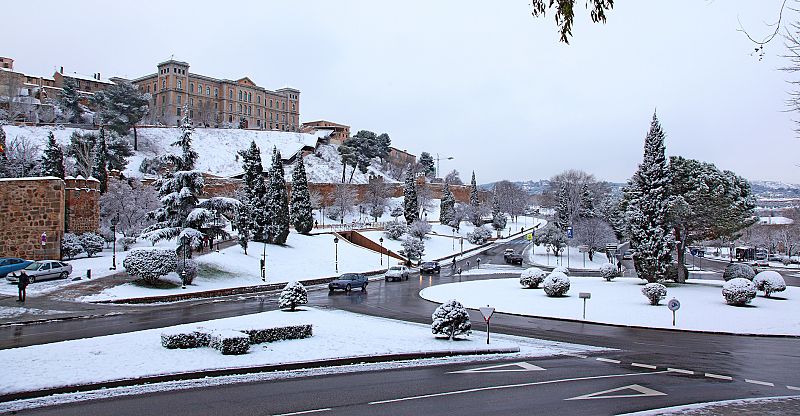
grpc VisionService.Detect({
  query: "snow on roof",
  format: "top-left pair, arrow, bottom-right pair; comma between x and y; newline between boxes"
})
0,176 -> 62,182
759,216 -> 794,225
62,72 -> 113,84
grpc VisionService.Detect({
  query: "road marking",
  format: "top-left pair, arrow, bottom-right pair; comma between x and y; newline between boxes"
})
564,353 -> 588,359
745,379 -> 775,387
704,373 -> 733,381
565,384 -> 667,401
273,409 -> 331,416
788,385 -> 800,391
667,368 -> 694,375
369,371 -> 669,405
596,358 -> 621,364
449,362 -> 545,374
631,363 -> 658,370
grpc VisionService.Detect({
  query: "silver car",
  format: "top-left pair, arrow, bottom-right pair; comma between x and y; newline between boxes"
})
385,265 -> 410,282
6,260 -> 73,283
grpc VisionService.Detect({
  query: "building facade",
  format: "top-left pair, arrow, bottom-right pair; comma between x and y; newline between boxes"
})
301,120 -> 350,144
131,60 -> 300,130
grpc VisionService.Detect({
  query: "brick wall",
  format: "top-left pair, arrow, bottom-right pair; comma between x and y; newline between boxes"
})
0,178 -> 65,260
64,177 -> 100,234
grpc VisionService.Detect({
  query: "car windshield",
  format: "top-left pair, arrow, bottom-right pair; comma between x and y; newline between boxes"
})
0,259 -> 8,266
389,267 -> 402,271
339,274 -> 356,280
24,262 -> 41,271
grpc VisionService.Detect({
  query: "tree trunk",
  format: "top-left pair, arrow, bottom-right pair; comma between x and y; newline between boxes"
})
133,125 -> 139,151
348,166 -> 356,183
341,165 -> 346,183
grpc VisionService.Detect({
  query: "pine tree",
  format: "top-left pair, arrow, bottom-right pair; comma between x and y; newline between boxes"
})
556,183 -> 570,230
40,132 -> 65,179
106,134 -> 134,172
92,128 -> 109,192
491,190 -> 507,231
469,171 -> 481,226
92,81 -> 149,151
290,157 -> 314,234
238,141 -> 268,241
624,113 -> 673,283
439,182 -> 455,226
403,166 -> 418,224
265,147 -> 290,245
59,78 -> 83,123
579,183 -> 595,218
168,111 -> 198,171
235,203 -> 251,255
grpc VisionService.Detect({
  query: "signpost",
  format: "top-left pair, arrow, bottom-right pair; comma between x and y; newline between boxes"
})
566,226 -> 573,268
578,245 -> 589,268
667,298 -> 681,326
479,305 -> 495,344
579,292 -> 591,319
40,232 -> 47,260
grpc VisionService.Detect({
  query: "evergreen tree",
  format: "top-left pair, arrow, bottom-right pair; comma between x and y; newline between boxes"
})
92,128 -> 109,192
439,182 -> 455,226
491,189 -> 507,231
623,113 -> 673,283
167,111 -> 198,171
58,78 -> 83,123
264,147 -> 290,245
556,183 -> 570,230
290,156 -> 314,234
235,203 -> 251,255
403,166 -> 419,224
238,141 -> 268,241
106,133 -> 134,172
93,81 -> 149,150
579,183 -> 595,218
469,171 -> 481,226
40,132 -> 65,179
418,152 -> 435,178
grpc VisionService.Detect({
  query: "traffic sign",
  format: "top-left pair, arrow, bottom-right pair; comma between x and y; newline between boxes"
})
579,292 -> 591,299
479,306 -> 495,322
566,226 -> 573,239
667,298 -> 680,311
525,233 -> 533,241
578,245 -> 589,253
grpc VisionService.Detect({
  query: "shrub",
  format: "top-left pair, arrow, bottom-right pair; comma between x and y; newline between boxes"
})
722,278 -> 757,306
409,220 -> 432,240
384,221 -> 408,240
519,267 -> 547,288
242,325 -> 313,343
61,233 -> 84,260
123,248 -> 177,285
209,330 -> 251,355
431,299 -> 472,340
553,266 -> 569,276
80,232 -> 106,258
543,272 -> 570,297
466,226 -> 492,245
665,263 -> 688,282
642,283 -> 667,305
599,263 -> 617,281
752,271 -> 787,298
722,263 -> 755,281
279,281 -> 308,311
176,258 -> 198,285
118,236 -> 137,251
402,236 -> 425,262
161,328 -> 211,349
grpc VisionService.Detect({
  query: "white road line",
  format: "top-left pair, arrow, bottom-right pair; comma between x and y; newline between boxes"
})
565,353 -> 588,359
368,370 -> 670,405
745,379 -> 775,387
667,368 -> 694,375
704,373 -> 733,381
787,385 -> 800,391
596,358 -> 621,364
273,408 -> 331,416
631,363 -> 658,370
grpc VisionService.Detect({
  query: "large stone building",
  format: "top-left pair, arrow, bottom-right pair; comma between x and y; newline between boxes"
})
302,120 -> 350,145
131,59 -> 300,130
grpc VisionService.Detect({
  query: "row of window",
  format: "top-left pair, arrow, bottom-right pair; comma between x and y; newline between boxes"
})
161,67 -> 186,75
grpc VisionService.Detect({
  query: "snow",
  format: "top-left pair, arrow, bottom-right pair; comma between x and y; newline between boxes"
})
527,242 -> 614,270
759,216 -> 794,225
419,277 -> 800,335
0,306 -> 70,319
360,230 -> 480,261
0,307 -> 607,395
622,395 -> 800,415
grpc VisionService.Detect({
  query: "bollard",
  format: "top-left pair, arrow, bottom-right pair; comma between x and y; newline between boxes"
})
87,269 -> 92,279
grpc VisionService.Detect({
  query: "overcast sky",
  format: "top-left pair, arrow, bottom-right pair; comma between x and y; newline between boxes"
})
4,1 -> 798,184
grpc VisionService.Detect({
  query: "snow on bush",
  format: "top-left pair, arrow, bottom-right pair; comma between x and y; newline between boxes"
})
402,236 -> 425,262
543,272 -> 570,297
641,283 -> 667,305
383,221 -> 408,240
123,248 -> 177,285
722,278 -> 757,306
599,263 -> 617,281
79,232 -> 106,258
118,236 -> 137,251
552,266 -> 569,276
209,330 -> 251,355
279,281 -> 308,311
408,220 -> 432,240
753,271 -> 786,298
519,267 -> 547,289
176,258 -> 198,285
160,328 -> 211,349
431,299 -> 472,340
665,263 -> 688,282
466,226 -> 492,245
61,233 -> 84,260
722,263 -> 755,281
242,325 -> 313,343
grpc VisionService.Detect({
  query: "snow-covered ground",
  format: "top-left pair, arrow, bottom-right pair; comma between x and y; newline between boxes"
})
0,307 -> 607,395
527,243 -> 613,270
420,277 -> 800,335
0,306 -> 70,319
360,230 -> 480,261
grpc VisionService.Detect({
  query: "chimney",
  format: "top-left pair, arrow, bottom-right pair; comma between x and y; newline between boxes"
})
60,66 -> 63,74
97,72 -> 100,80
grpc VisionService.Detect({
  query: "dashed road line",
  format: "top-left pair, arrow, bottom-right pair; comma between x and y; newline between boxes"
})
745,379 -> 775,387
596,357 -> 621,364
787,385 -> 800,391
704,373 -> 733,381
667,368 -> 694,375
273,409 -> 331,416
631,363 -> 658,370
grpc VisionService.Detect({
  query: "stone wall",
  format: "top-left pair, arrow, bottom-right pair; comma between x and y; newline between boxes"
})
0,177 -> 65,260
64,176 -> 100,234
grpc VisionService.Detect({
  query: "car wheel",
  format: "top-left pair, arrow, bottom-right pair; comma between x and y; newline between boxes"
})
385,277 -> 390,282
60,271 -> 68,279
405,274 -> 409,280
345,284 -> 351,292
29,276 -> 35,283
362,282 -> 368,291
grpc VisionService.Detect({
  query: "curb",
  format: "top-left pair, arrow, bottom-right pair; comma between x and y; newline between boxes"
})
0,347 -> 520,403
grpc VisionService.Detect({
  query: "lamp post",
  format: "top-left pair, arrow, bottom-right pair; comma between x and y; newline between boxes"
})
261,240 -> 267,282
214,211 -> 221,252
435,153 -> 454,179
379,237 -> 384,266
109,213 -> 119,270
180,235 -> 187,289
452,229 -> 455,250
334,236 -> 339,273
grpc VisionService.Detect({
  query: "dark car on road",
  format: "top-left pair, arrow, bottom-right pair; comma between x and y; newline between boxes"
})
420,261 -> 440,274
329,273 -> 368,292
0,258 -> 33,279
504,251 -> 523,265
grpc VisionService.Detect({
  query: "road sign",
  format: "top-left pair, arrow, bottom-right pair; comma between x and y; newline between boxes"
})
667,298 -> 680,311
479,306 -> 495,322
565,384 -> 667,401
449,362 -> 545,374
606,243 -> 618,252
578,245 -> 589,253
567,226 -> 573,239
40,232 -> 47,247
579,292 -> 591,299
525,233 -> 533,241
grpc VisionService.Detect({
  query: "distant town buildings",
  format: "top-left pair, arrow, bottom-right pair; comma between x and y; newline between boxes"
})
302,120 -> 350,144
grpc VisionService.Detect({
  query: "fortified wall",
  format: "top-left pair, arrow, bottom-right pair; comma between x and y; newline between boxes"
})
64,176 -> 101,234
0,177 -> 65,260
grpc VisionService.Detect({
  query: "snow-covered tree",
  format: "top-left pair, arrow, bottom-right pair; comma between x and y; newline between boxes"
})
402,236 -> 425,262
599,263 -> 618,281
418,152 -> 435,178
450,203 -> 469,232
3,135 -> 40,177
579,183 -> 595,218
234,202 -> 251,254
431,299 -> 471,340
141,170 -> 205,256
409,220 -> 431,240
469,171 -> 481,226
79,232 -> 105,258
67,131 -> 95,178
622,113 -> 673,283
403,166 -> 418,225
384,221 -> 408,240
92,128 -> 109,192
106,133 -> 134,172
238,140 -> 268,241
440,182 -> 456,226
40,132 -> 65,179
100,178 -> 159,237
330,183 -> 356,224
279,281 -> 308,311
491,189 -> 507,231
543,272 -> 571,297
520,267 -> 547,288
290,158 -> 314,234
123,248 -> 177,286
534,224 -> 567,257
466,226 -> 492,245
0,126 -> 7,177
265,147 -> 290,245
553,266 -> 570,276
722,263 -> 755,281
92,81 -> 150,150
642,283 -> 667,305
58,78 -> 83,123
390,205 -> 403,221
176,258 -> 198,285
167,111 -> 198,171
572,217 -> 615,261
445,169 -> 463,185
753,271 -> 786,298
61,233 -> 84,259
364,176 -> 388,222
722,278 -> 757,306
555,183 -> 570,231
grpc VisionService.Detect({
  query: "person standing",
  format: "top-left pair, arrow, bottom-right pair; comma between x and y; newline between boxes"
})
17,271 -> 29,302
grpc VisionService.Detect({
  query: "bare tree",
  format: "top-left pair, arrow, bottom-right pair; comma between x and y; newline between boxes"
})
417,180 -> 435,219
100,178 -> 160,237
3,135 -> 40,177
444,169 -> 463,185
331,183 -> 357,224
364,176 -> 389,221
543,169 -> 610,224
572,217 -> 616,261
68,132 -> 96,178
493,180 -> 529,222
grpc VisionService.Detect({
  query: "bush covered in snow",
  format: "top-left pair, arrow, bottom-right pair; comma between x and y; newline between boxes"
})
753,271 -> 786,298
431,299 -> 472,340
279,281 -> 308,311
722,278 -> 757,306
599,263 -> 618,281
384,221 -> 408,240
665,263 -> 688,282
61,233 -> 84,260
402,236 -> 425,262
552,266 -> 569,276
242,325 -> 313,343
161,328 -> 211,349
466,226 -> 492,245
543,272 -> 570,297
176,258 -> 198,285
722,263 -> 755,281
123,248 -> 177,285
79,232 -> 105,258
519,267 -> 547,289
118,236 -> 137,251
408,220 -> 432,240
641,283 -> 667,305
209,330 -> 251,355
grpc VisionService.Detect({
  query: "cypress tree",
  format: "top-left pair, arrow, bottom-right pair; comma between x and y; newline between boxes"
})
491,189 -> 507,231
439,182 -> 455,226
469,171 -> 480,226
265,147 -> 290,245
403,166 -> 418,224
556,183 -> 570,230
290,156 -> 314,234
238,141 -> 268,241
92,128 -> 109,192
40,132 -> 65,179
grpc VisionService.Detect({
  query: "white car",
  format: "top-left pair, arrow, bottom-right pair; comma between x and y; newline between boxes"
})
385,265 -> 410,282
6,260 -> 73,283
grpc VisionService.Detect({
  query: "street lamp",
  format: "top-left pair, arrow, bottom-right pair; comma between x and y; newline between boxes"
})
180,235 -> 188,289
379,237 -> 384,266
435,153 -> 454,179
109,213 -> 119,270
261,240 -> 267,282
214,211 -> 221,252
334,236 -> 339,273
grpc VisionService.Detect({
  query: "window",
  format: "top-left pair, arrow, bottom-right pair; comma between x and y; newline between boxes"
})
178,80 -> 183,90
190,97 -> 194,106
161,95 -> 166,104
238,104 -> 242,113
162,79 -> 166,89
258,108 -> 261,116
229,103 -> 232,111
248,105 -> 252,115
257,120 -> 261,127
215,102 -> 218,110
229,90 -> 233,99
206,86 -> 210,96
269,99 -> 273,108
177,107 -> 182,116
292,103 -> 295,111
153,82 -> 156,91
258,95 -> 261,104
214,87 -> 218,97
248,92 -> 252,102
190,82 -> 194,93
229,115 -> 233,123
177,95 -> 182,105
238,90 -> 242,101
190,109 -> 194,118
282,101 -> 286,110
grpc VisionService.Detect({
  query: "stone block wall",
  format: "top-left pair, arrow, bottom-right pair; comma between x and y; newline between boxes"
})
0,177 -> 65,260
64,177 -> 100,234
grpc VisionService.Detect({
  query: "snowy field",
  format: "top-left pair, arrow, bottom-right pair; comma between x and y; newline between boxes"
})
420,277 -> 800,335
0,307 -> 607,395
360,230 -> 480,261
527,243 -> 614,270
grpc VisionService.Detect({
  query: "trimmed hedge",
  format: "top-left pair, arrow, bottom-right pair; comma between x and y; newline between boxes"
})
519,267 -> 547,289
161,325 -> 314,354
210,330 -> 251,355
161,328 -> 211,349
243,325 -> 313,344
722,278 -> 757,306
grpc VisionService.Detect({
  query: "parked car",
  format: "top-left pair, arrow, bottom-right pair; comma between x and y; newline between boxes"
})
328,273 -> 368,292
385,265 -> 411,281
623,250 -> 634,260
6,260 -> 72,283
420,261 -> 440,274
0,258 -> 33,279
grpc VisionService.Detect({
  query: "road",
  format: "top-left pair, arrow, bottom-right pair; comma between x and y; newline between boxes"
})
3,237 -> 799,415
